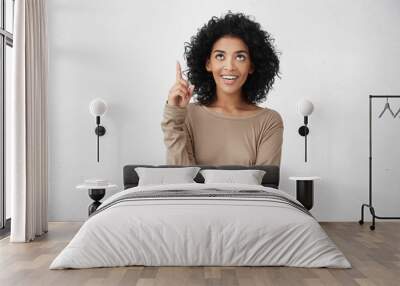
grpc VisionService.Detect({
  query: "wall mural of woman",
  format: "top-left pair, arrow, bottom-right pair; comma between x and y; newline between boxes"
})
161,12 -> 283,166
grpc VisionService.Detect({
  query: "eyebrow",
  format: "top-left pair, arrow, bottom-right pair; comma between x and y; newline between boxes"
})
212,50 -> 249,54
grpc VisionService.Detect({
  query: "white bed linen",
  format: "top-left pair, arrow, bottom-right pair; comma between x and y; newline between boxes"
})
50,183 -> 351,269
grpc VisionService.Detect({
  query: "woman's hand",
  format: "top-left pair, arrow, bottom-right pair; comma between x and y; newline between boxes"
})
167,61 -> 194,108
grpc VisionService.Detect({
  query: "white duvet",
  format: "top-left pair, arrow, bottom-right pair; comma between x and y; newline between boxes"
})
50,183 -> 351,269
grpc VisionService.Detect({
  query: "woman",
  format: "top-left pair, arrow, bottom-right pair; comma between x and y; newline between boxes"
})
161,12 -> 283,166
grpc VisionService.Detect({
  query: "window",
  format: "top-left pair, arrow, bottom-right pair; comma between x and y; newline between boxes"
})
0,0 -> 14,234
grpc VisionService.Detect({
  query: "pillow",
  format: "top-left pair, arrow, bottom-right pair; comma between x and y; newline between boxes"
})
135,167 -> 201,186
200,169 -> 266,185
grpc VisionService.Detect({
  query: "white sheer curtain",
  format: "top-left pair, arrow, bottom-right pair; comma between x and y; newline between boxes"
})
9,0 -> 48,242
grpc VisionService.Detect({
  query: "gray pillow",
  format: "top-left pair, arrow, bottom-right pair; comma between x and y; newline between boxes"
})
135,167 -> 201,186
200,169 -> 266,185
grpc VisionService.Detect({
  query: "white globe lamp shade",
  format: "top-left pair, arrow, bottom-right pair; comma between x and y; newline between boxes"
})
89,98 -> 107,117
297,99 -> 314,116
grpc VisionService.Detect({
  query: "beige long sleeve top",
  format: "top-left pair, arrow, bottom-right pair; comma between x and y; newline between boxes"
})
161,102 -> 284,166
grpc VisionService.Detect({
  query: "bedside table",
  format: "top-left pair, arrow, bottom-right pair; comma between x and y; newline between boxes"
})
76,182 -> 117,216
289,176 -> 321,210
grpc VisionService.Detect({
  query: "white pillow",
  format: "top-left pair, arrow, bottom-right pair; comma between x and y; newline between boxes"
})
135,167 -> 201,186
200,169 -> 266,185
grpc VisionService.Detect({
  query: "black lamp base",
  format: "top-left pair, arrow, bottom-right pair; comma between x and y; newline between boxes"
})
95,126 -> 106,136
298,126 -> 309,136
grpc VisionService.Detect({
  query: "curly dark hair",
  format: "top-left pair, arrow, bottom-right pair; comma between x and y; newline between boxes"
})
184,12 -> 280,105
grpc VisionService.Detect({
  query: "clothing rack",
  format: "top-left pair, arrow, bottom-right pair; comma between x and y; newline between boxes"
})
359,95 -> 400,230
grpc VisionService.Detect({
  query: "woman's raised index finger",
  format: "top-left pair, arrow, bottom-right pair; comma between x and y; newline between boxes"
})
176,61 -> 183,80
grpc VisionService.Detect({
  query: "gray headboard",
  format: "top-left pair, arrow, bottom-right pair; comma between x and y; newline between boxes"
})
123,165 -> 280,189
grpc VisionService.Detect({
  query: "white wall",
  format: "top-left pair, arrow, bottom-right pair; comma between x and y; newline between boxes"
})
47,0 -> 400,221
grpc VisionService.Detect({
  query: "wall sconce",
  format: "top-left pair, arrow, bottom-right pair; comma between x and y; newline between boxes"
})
89,98 -> 107,162
297,99 -> 314,162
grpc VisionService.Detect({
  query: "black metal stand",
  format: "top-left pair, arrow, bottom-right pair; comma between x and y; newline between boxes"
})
94,115 -> 106,163
296,180 -> 314,210
88,188 -> 105,216
359,95 -> 400,230
298,116 -> 310,162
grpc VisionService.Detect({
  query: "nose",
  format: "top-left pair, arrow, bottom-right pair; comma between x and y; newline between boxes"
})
223,58 -> 235,71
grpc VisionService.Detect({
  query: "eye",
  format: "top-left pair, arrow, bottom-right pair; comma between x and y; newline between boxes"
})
215,54 -> 224,60
237,54 -> 246,61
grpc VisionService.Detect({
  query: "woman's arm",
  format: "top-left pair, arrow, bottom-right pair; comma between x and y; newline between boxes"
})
161,103 -> 196,165
161,62 -> 196,165
255,111 -> 284,166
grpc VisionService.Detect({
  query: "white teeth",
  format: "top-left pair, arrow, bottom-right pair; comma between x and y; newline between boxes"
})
222,75 -> 238,80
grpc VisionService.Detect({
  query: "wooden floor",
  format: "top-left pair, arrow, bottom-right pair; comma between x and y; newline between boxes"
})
0,222 -> 399,286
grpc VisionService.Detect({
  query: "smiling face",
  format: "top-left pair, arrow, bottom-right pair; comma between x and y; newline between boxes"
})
206,36 -> 254,99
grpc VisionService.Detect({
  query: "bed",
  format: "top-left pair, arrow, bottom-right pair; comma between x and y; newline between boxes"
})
50,165 -> 351,269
